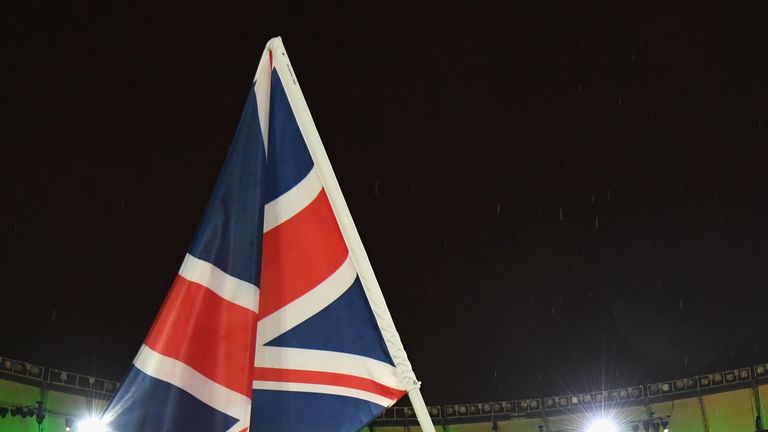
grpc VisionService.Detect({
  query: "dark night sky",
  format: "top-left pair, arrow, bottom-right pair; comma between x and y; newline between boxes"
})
2,2 -> 768,405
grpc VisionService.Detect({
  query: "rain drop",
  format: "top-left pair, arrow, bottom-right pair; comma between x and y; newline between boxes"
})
497,201 -> 502,215
591,192 -> 595,203
559,207 -> 564,221
595,217 -> 599,229
373,181 -> 379,195
51,309 -> 57,324
680,298 -> 684,308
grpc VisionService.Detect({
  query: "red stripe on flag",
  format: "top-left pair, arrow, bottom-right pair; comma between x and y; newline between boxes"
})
252,367 -> 406,401
144,275 -> 257,397
259,189 -> 348,318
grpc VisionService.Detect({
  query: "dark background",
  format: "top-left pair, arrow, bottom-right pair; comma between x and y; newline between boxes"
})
2,2 -> 767,405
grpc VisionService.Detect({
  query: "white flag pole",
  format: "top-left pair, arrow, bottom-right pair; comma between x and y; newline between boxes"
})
407,387 -> 437,432
267,37 -> 436,432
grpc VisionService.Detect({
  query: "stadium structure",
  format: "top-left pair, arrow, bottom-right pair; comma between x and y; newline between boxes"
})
1,354 -> 766,431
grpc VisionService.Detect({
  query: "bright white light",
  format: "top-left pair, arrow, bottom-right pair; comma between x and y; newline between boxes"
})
587,419 -> 618,432
77,417 -> 108,432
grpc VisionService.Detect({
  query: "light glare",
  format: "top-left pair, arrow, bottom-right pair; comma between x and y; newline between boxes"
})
77,417 -> 107,432
587,419 -> 618,432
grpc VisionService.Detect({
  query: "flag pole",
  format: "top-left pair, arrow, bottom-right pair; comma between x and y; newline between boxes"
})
408,387 -> 437,432
267,37 -> 437,432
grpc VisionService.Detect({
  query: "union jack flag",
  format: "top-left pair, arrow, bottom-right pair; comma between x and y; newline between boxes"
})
105,38 -> 424,431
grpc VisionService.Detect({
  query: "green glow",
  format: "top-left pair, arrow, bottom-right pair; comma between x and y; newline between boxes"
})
704,388 -> 756,431
0,378 -> 108,432
2,376 -> 766,431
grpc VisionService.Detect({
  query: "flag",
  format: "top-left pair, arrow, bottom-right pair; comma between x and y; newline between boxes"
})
105,37 -> 424,432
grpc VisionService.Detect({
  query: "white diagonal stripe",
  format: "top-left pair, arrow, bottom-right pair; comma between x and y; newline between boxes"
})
254,346 -> 405,391
133,344 -> 250,432
252,380 -> 394,407
263,167 -> 323,232
256,254 -> 355,346
179,253 -> 259,313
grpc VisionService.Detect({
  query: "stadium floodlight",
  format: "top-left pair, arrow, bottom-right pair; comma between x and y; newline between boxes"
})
699,375 -> 711,387
685,377 -> 697,389
13,362 -> 28,375
737,368 -> 750,381
77,417 -> 108,432
518,400 -> 529,411
587,418 -> 617,432
674,380 -> 685,391
29,365 -> 43,378
0,358 -> 13,371
757,364 -> 768,377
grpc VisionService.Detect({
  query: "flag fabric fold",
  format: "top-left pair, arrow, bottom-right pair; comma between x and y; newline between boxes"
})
105,37 -> 422,432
